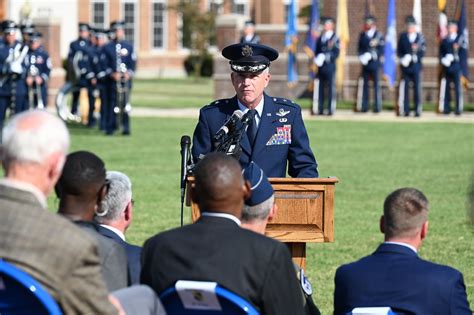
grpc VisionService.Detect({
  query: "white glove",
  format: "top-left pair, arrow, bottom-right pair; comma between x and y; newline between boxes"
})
359,52 -> 372,66
315,53 -> 325,67
441,54 -> 454,67
10,61 -> 23,75
400,54 -> 412,68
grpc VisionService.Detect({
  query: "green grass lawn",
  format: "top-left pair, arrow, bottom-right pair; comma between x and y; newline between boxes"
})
59,117 -> 474,314
131,77 -> 474,112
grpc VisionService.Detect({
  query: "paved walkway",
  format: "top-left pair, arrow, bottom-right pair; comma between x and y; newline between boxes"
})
131,107 -> 474,124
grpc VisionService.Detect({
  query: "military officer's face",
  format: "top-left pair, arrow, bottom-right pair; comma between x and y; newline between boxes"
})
30,39 -> 41,50
323,22 -> 334,32
5,32 -> 16,45
79,30 -> 90,39
231,71 -> 270,108
448,24 -> 458,35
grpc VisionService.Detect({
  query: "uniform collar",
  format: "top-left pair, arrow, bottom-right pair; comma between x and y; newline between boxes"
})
99,224 -> 126,241
323,31 -> 334,41
237,96 -> 264,119
366,28 -> 376,38
201,212 -> 241,226
383,241 -> 418,254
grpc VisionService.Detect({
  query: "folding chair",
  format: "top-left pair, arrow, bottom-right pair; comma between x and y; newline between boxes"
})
0,260 -> 62,315
160,280 -> 259,315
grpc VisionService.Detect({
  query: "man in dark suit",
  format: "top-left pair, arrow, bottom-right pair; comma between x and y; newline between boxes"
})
192,43 -> 318,178
357,15 -> 384,113
56,151 -> 128,292
95,170 -> 142,285
334,188 -> 471,314
0,110 -> 119,314
397,16 -> 426,117
314,17 -> 339,115
141,152 -> 305,315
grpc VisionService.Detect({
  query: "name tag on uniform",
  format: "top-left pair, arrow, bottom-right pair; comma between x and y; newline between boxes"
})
266,125 -> 291,145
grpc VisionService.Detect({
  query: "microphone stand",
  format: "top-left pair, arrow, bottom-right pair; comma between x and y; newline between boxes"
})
180,135 -> 191,226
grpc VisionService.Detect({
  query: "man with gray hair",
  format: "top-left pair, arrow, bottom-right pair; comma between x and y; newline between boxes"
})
95,171 -> 142,285
0,110 -> 119,314
241,161 -> 321,315
334,187 -> 471,314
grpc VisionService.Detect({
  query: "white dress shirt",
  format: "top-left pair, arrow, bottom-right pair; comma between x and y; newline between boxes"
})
100,224 -> 126,241
384,241 -> 417,254
238,97 -> 264,128
201,212 -> 241,226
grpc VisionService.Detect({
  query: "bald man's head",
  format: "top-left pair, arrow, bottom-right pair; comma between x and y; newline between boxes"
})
192,152 -> 250,217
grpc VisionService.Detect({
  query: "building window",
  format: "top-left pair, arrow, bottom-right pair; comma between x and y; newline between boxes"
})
123,1 -> 138,46
232,0 -> 248,15
209,0 -> 223,14
91,0 -> 107,29
152,1 -> 166,49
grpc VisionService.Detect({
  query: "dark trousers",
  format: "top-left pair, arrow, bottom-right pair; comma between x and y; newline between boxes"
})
0,94 -> 27,130
318,71 -> 336,115
400,70 -> 421,116
27,83 -> 47,109
444,71 -> 462,114
362,68 -> 381,112
105,82 -> 130,134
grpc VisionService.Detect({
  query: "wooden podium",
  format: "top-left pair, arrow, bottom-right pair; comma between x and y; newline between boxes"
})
187,177 -> 338,270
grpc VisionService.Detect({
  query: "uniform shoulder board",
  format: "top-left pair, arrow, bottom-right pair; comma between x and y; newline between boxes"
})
273,97 -> 300,109
299,268 -> 313,296
203,98 -> 231,110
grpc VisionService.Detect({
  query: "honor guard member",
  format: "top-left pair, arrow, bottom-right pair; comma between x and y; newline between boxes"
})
191,43 -> 318,178
439,20 -> 467,115
20,24 -> 35,44
25,31 -> 51,110
102,20 -> 136,135
357,15 -> 384,113
67,23 -> 92,115
91,28 -> 109,130
397,16 -> 426,117
314,17 -> 340,115
0,20 -> 28,128
240,20 -> 261,44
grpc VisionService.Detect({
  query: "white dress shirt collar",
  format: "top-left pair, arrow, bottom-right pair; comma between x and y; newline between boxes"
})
366,28 -> 376,38
449,32 -> 458,41
323,31 -> 334,41
384,241 -> 418,253
408,32 -> 417,43
0,178 -> 47,208
201,212 -> 241,226
100,224 -> 126,241
238,96 -> 264,126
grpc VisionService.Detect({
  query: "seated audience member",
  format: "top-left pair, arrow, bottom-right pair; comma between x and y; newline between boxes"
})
56,151 -> 128,291
241,162 -> 321,315
95,171 -> 142,285
141,152 -> 305,315
334,188 -> 472,315
0,110 -> 118,314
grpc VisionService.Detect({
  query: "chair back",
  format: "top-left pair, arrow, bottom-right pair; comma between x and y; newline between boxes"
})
350,307 -> 400,315
160,280 -> 259,315
0,260 -> 62,315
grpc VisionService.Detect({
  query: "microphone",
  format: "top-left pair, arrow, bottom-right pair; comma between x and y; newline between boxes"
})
180,135 -> 191,226
214,110 -> 244,142
241,109 -> 256,126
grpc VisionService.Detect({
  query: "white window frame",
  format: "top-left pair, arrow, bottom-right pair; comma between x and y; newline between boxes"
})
233,0 -> 249,16
90,0 -> 109,29
122,0 -> 139,48
208,0 -> 223,14
150,0 -> 167,52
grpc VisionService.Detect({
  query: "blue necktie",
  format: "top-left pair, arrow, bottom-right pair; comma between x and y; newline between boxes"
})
246,109 -> 258,147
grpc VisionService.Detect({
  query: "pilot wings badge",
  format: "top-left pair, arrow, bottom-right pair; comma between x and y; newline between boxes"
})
276,108 -> 290,117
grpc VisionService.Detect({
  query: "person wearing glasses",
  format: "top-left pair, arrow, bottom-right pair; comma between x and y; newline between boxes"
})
94,171 -> 142,285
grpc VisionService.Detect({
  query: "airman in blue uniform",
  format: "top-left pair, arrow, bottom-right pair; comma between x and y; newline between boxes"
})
102,20 -> 136,135
240,20 -> 260,44
0,20 -> 28,128
357,16 -> 384,113
314,17 -> 339,116
192,43 -> 318,178
89,28 -> 109,129
67,23 -> 92,115
397,16 -> 426,117
25,31 -> 51,110
439,20 -> 467,115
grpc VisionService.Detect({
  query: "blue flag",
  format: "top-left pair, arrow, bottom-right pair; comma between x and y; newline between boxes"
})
456,0 -> 470,80
286,0 -> 298,85
304,0 -> 319,57
383,0 -> 397,88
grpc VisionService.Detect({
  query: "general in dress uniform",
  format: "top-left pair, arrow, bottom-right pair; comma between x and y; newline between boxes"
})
25,31 -> 51,110
397,16 -> 426,117
357,16 -> 384,113
314,17 -> 339,115
0,20 -> 28,127
439,20 -> 467,115
67,23 -> 92,115
102,20 -> 136,135
192,43 -> 318,178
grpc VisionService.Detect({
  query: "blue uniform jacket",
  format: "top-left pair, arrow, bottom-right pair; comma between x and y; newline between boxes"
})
192,94 -> 318,178
25,47 -> 51,83
102,39 -> 136,79
358,30 -> 384,71
397,32 -> 426,74
68,38 -> 93,86
334,243 -> 471,315
0,40 -> 28,96
440,34 -> 467,75
314,33 -> 340,75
